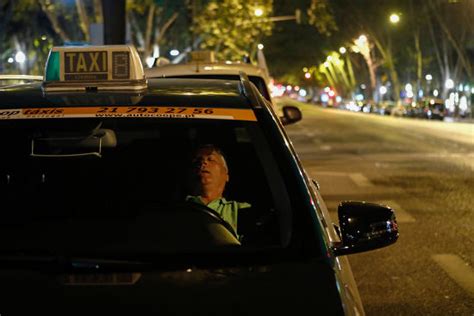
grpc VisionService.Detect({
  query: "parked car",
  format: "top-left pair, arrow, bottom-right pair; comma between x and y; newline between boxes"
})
0,74 -> 43,88
405,98 -> 445,120
376,101 -> 396,116
420,98 -> 446,120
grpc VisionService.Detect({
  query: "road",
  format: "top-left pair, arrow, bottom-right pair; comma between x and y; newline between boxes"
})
280,98 -> 474,315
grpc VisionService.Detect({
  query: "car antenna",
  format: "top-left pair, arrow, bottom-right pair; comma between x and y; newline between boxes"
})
239,71 -> 262,109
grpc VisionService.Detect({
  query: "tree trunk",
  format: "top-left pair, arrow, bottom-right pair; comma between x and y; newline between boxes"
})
128,11 -> 144,50
373,37 -> 400,102
75,0 -> 90,42
93,0 -> 103,23
429,1 -> 472,79
38,0 -> 71,43
414,31 -> 422,102
144,4 -> 156,59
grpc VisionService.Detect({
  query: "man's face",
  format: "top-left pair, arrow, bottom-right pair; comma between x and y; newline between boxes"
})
191,148 -> 229,187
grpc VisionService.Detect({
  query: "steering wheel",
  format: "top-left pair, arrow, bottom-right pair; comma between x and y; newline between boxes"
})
183,201 -> 239,239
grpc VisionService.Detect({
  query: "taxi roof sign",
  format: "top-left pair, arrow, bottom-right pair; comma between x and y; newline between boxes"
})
43,45 -> 147,92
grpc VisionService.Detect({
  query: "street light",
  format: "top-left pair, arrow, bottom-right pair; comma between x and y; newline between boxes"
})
257,43 -> 264,50
339,47 -> 346,54
425,74 -> 433,81
389,13 -> 400,24
15,51 -> 26,64
254,8 -> 264,17
445,79 -> 454,89
357,35 -> 367,44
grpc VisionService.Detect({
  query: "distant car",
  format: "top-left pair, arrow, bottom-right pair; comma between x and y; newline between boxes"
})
0,44 -> 399,315
405,98 -> 445,120
377,101 -> 396,115
390,103 -> 408,117
420,98 -> 446,120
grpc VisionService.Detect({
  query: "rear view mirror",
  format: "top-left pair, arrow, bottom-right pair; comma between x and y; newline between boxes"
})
280,105 -> 302,125
31,128 -> 117,158
332,201 -> 399,256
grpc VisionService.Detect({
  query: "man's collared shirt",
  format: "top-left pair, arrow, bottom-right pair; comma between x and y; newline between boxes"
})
186,196 -> 251,234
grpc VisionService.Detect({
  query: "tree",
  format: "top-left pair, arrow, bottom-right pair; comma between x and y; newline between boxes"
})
127,0 -> 183,60
425,0 -> 473,100
193,0 -> 273,61
0,0 -> 55,74
264,0 -> 341,85
38,0 -> 103,43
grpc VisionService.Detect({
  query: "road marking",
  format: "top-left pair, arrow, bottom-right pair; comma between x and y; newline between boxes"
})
349,173 -> 374,187
432,254 -> 474,297
377,200 -> 416,223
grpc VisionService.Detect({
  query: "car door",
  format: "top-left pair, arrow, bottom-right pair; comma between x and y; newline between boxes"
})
307,173 -> 365,316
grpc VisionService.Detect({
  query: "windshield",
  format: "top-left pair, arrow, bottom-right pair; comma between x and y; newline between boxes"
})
0,117 -> 292,259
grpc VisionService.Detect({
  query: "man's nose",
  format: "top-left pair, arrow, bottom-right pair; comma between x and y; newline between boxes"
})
195,158 -> 207,168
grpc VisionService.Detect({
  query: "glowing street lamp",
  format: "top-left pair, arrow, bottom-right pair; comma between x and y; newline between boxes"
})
254,8 -> 264,17
15,51 -> 26,64
445,79 -> 454,89
357,35 -> 367,44
339,47 -> 347,54
425,74 -> 433,81
304,72 -> 311,79
257,43 -> 264,50
389,13 -> 400,24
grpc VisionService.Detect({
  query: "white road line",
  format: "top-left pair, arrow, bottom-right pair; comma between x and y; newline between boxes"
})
349,173 -> 374,187
313,171 -> 346,176
432,254 -> 474,297
377,200 -> 416,223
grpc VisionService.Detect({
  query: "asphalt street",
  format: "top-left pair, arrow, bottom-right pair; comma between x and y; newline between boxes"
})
281,98 -> 474,315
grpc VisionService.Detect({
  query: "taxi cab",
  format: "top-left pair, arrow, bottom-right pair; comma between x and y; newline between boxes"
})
145,50 -> 274,104
0,45 -> 398,315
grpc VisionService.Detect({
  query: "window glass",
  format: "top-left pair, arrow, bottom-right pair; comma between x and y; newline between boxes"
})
0,118 -> 291,256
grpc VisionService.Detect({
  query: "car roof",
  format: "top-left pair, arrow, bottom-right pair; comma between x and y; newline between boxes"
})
145,62 -> 270,82
0,74 -> 43,81
0,77 -> 261,109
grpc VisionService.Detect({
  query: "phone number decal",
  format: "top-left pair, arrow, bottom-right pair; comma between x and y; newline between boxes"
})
0,107 -> 257,121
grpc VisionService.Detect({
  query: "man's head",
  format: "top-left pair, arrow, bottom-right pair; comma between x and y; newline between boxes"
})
189,144 -> 229,200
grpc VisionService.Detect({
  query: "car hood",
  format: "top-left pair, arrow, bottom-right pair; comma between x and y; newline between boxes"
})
1,260 -> 345,315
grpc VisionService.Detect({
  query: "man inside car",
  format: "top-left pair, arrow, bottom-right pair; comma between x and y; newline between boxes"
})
186,144 -> 250,235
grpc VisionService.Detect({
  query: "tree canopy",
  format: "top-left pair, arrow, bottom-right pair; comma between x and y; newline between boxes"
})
193,0 -> 273,61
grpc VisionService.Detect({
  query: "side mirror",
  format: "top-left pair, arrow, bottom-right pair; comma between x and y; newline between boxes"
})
332,201 -> 399,256
280,105 -> 302,125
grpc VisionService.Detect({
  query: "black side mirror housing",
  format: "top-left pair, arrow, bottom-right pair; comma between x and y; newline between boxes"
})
332,201 -> 399,256
280,105 -> 302,125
